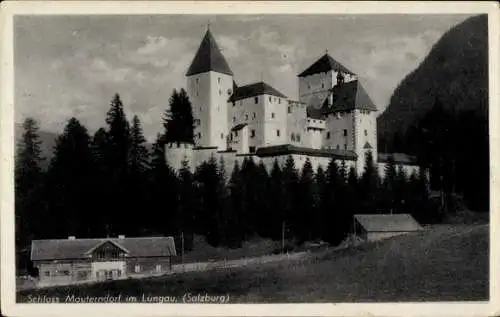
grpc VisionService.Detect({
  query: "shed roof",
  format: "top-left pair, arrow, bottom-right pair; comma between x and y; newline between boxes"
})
354,214 -> 423,233
255,144 -> 357,160
378,153 -> 418,165
31,236 -> 177,261
228,81 -> 287,102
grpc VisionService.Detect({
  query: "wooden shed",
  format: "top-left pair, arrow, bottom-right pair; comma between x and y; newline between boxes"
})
353,214 -> 423,242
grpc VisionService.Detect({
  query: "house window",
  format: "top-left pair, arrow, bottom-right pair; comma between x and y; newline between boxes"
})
62,270 -> 70,276
251,130 -> 255,138
254,97 -> 258,104
271,113 -> 275,119
134,265 -> 141,273
288,106 -> 291,113
343,129 -> 347,136
252,112 -> 256,119
155,264 -> 162,272
276,129 -> 280,137
326,131 -> 331,139
44,271 -> 50,277
364,129 -> 368,136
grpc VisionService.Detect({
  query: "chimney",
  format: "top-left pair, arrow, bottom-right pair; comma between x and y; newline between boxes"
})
118,235 -> 125,239
68,236 -> 76,240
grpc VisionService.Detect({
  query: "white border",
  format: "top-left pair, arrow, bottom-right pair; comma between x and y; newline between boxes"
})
1,1 -> 499,316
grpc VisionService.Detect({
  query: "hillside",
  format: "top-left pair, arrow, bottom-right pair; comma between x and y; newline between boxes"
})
18,224 -> 488,302
378,14 -> 488,151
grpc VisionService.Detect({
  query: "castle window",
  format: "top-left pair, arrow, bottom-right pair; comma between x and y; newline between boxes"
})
343,129 -> 347,136
218,77 -> 221,84
288,106 -> 291,113
134,265 -> 141,273
251,130 -> 255,138
326,131 -> 331,139
344,144 -> 347,150
308,85 -> 311,89
276,129 -> 280,137
254,97 -> 258,104
235,131 -> 238,137
297,134 -> 301,142
249,146 -> 256,153
364,129 -> 368,136
322,83 -> 325,88
271,112 -> 275,119
279,99 -> 281,104
221,133 -> 224,139
233,116 -> 236,123
245,114 -> 248,121
336,144 -> 340,150
269,96 -> 272,102
198,132 -> 201,139
232,101 -> 235,107
219,89 -> 222,96
252,112 -> 256,119
291,133 -> 295,141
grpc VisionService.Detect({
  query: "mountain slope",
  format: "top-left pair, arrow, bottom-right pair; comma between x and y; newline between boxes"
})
378,14 -> 488,150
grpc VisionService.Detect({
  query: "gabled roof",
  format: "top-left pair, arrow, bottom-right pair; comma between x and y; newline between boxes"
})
325,80 -> 377,113
307,106 -> 325,120
228,81 -> 287,102
363,142 -> 373,149
298,53 -> 355,77
186,29 -> 233,77
354,214 -> 423,233
31,237 -> 177,261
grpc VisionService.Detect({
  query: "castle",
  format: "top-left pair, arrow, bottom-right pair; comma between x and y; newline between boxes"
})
165,28 -> 419,177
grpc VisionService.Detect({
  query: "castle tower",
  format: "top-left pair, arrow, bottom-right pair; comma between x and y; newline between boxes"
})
186,27 -> 234,150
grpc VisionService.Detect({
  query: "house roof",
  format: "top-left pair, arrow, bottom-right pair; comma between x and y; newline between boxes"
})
306,106 -> 325,120
378,153 -> 418,165
354,214 -> 423,233
363,142 -> 373,149
325,80 -> 377,113
186,29 -> 233,77
298,53 -> 355,77
228,82 -> 287,102
31,237 -> 177,261
255,144 -> 357,160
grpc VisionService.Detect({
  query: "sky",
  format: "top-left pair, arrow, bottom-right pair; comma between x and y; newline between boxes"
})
14,14 -> 473,141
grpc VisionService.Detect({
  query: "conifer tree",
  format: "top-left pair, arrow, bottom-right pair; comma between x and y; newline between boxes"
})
254,160 -> 270,237
105,93 -> 131,235
268,159 -> 284,241
129,115 -> 149,174
282,155 -> 299,241
298,158 -> 319,242
228,161 -> 244,247
240,157 -> 258,238
315,165 -> 328,241
90,128 -> 111,237
45,118 -> 94,237
394,166 -> 408,214
360,151 -> 381,213
15,118 -> 45,247
164,89 -> 195,144
178,158 -> 196,252
383,155 -> 398,212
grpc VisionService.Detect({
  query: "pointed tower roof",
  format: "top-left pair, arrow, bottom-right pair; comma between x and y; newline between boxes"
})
298,53 -> 355,77
186,29 -> 234,77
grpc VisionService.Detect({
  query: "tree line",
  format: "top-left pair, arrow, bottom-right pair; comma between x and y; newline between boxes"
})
16,89 -> 435,260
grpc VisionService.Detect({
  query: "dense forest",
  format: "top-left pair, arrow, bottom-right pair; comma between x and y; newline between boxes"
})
378,14 -> 489,212
16,90 -> 435,270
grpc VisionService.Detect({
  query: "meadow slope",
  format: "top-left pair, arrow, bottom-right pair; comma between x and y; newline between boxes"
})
17,224 -> 488,302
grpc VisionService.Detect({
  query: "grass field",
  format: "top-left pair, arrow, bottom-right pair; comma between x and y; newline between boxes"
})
17,224 -> 488,303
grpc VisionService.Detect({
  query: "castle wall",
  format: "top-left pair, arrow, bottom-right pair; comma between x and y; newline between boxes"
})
286,101 -> 307,147
186,71 -> 233,150
353,109 -> 378,174
262,94 -> 288,146
228,94 -> 266,151
323,111 -> 354,151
